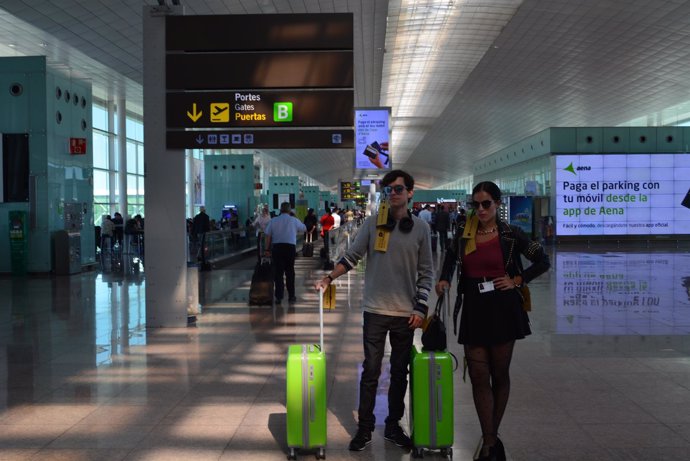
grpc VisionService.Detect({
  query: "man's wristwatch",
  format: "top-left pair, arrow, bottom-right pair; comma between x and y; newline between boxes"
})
324,274 -> 334,283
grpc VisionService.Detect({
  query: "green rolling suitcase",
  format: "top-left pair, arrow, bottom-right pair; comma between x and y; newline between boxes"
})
410,291 -> 454,459
286,289 -> 327,460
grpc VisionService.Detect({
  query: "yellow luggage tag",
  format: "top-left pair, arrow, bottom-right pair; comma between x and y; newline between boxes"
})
376,200 -> 390,227
323,284 -> 336,310
421,314 -> 433,332
374,228 -> 391,252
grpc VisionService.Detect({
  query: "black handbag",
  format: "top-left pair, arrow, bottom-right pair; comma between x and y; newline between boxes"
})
421,296 -> 448,351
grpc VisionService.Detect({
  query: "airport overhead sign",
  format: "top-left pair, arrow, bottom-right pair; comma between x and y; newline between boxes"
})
166,129 -> 354,150
164,13 -> 354,150
166,90 -> 354,128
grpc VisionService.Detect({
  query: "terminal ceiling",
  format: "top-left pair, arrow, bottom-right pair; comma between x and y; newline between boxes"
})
2,0 -> 690,189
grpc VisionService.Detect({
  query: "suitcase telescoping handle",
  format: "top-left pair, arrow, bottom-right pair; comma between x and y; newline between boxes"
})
319,287 -> 325,352
443,286 -> 450,318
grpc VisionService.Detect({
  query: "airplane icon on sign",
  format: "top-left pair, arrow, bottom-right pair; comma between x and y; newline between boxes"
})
210,103 -> 230,122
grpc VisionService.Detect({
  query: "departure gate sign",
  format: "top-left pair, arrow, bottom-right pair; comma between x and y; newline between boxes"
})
165,13 -> 354,149
166,90 -> 353,128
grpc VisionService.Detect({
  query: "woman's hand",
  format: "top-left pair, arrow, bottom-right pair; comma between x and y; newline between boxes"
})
435,280 -> 450,296
493,274 -> 517,291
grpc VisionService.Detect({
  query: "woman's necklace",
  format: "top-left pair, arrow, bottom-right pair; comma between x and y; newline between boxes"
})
476,226 -> 497,235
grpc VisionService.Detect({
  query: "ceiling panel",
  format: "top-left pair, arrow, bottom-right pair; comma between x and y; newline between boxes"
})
1,0 -> 690,190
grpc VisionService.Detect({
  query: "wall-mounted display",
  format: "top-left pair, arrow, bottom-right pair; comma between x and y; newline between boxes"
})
555,153 -> 690,235
355,108 -> 390,171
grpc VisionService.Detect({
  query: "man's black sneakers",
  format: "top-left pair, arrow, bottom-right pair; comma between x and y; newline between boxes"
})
348,427 -> 372,451
384,423 -> 412,448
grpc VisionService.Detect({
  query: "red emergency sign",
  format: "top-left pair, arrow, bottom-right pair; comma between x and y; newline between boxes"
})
69,138 -> 87,155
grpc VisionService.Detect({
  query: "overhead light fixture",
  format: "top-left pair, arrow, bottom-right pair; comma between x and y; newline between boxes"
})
380,0 -> 519,164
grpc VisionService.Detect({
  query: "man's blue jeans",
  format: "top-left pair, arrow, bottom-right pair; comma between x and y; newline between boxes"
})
357,311 -> 414,431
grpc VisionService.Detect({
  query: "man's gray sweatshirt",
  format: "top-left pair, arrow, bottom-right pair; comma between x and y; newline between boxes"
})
339,213 -> 434,318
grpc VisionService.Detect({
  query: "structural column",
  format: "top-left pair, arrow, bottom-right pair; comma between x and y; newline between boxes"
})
107,100 -> 118,214
117,98 -> 127,217
143,4 -> 187,327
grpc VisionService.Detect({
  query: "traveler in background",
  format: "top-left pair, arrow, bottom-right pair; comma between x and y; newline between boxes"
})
124,214 -> 144,258
418,204 -> 432,227
193,206 -> 210,237
331,207 -> 341,230
345,207 -> 354,232
253,205 -> 272,261
303,208 -> 318,242
315,169 -> 434,452
319,207 -> 334,256
430,205 -> 438,234
436,181 -> 550,461
264,202 -> 307,304
100,215 -> 114,251
449,207 -> 458,234
435,204 -> 450,252
457,207 -> 467,226
112,212 -> 124,246
192,206 -> 211,263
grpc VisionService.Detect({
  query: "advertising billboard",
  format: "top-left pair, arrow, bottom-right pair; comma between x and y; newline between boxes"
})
555,153 -> 690,235
354,108 -> 391,171
509,196 -> 533,236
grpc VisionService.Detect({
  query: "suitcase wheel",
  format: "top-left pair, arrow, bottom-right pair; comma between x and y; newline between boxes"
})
317,447 -> 326,459
441,447 -> 452,459
412,447 -> 424,458
287,447 -> 297,460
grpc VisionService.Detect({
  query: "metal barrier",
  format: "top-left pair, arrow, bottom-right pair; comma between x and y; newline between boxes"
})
188,227 -> 257,266
327,224 -> 360,263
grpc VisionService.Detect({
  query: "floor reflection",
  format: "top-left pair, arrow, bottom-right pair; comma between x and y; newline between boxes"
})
555,251 -> 690,336
1,243 -> 690,460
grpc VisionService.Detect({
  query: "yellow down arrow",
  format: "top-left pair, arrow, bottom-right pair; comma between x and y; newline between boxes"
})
187,103 -> 202,122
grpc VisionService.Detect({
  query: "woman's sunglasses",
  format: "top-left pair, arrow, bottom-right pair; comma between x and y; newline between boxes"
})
383,185 -> 408,195
471,200 -> 494,210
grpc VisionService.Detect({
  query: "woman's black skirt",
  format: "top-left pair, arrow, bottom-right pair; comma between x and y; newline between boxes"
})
457,277 -> 531,346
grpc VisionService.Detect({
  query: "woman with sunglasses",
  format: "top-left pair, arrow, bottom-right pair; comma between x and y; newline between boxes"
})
435,181 -> 549,461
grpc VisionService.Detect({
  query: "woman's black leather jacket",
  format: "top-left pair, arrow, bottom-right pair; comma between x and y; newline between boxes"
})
439,219 -> 550,291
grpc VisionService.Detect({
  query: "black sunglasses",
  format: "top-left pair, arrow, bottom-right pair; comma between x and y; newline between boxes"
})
383,185 -> 408,194
471,200 -> 494,210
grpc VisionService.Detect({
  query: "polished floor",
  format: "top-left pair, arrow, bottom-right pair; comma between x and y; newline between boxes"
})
1,241 -> 690,461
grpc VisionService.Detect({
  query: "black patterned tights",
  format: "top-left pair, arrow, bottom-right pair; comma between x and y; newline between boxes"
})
464,340 -> 516,450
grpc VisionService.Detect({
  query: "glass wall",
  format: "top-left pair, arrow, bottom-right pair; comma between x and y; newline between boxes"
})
92,102 -> 112,223
92,100 -> 145,223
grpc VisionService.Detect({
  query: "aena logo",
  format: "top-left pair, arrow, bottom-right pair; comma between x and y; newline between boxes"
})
563,162 -> 591,175
273,102 -> 293,122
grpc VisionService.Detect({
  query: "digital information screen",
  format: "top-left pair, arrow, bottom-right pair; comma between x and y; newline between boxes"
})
556,252 -> 690,335
555,153 -> 690,235
354,108 -> 391,171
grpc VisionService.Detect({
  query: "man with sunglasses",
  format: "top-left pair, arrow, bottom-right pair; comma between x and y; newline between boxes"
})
315,170 -> 434,452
